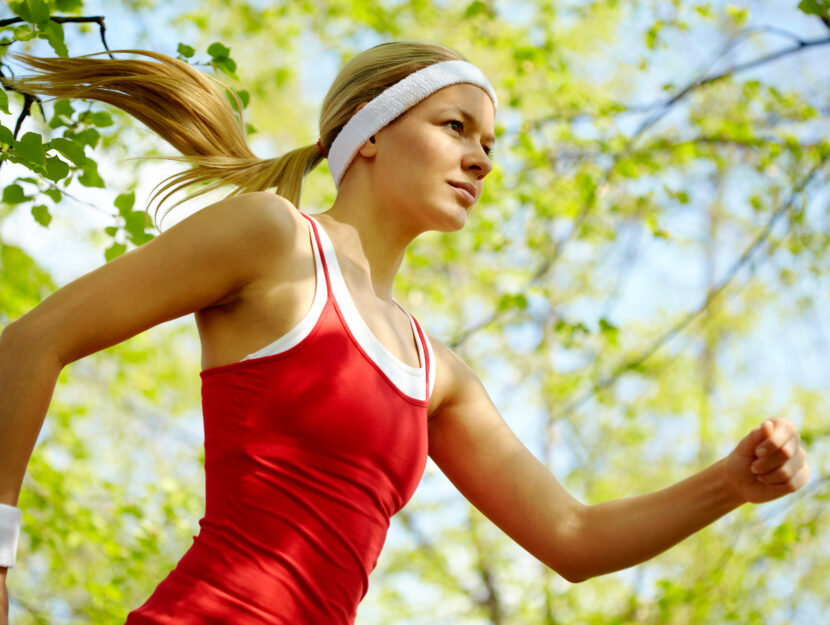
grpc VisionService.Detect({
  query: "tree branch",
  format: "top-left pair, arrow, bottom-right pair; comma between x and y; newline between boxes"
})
551,154 -> 830,420
530,26 -> 830,129
449,22 -> 830,350
466,510 -> 505,624
629,35 -> 830,144
0,15 -> 113,57
396,509 -> 482,600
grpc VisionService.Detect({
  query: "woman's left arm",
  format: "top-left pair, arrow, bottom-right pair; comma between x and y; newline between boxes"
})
427,339 -> 810,583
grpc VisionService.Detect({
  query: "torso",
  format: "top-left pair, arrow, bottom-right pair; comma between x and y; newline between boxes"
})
193,208 -> 441,414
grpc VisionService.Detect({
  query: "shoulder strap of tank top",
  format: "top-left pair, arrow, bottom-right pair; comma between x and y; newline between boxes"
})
298,211 -> 333,296
410,316 -> 431,403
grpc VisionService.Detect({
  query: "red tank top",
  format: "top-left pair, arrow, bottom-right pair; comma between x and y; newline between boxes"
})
125,211 -> 434,624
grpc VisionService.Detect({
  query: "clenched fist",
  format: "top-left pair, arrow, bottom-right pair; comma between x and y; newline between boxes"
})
726,417 -> 810,504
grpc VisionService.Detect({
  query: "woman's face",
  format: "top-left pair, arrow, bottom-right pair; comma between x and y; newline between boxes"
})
366,83 -> 495,232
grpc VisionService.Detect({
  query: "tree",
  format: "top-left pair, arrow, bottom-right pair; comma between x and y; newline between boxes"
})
1,1 -> 828,623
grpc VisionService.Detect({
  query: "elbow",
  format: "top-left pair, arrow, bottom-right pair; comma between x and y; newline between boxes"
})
1,318 -> 63,369
546,503 -> 594,584
560,568 -> 591,584
550,557 -> 592,584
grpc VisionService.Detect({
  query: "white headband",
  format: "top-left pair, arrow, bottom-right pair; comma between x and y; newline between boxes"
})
326,59 -> 498,188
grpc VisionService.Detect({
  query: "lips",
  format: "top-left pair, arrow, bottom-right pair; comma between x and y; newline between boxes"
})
448,180 -> 477,202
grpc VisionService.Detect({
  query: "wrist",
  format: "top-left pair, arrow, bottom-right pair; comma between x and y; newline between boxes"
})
717,456 -> 750,509
0,504 -> 21,569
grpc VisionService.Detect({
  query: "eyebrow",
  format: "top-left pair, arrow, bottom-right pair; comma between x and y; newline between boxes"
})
440,107 -> 495,144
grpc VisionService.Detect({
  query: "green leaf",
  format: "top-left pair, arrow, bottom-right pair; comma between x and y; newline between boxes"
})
54,0 -> 83,10
114,191 -> 136,216
12,24 -> 37,41
104,226 -> 118,236
49,137 -> 86,166
124,209 -> 149,237
226,89 -> 250,114
73,128 -> 100,148
464,1 -> 487,17
0,124 -> 13,146
798,0 -> 824,16
2,183 -> 27,205
31,204 -> 52,227
497,293 -> 528,311
177,42 -> 195,58
212,56 -> 238,78
129,231 -> 155,245
38,20 -> 68,57
207,41 -> 230,59
30,0 -> 49,23
89,111 -> 114,128
13,132 -> 46,167
9,0 -> 49,24
645,21 -> 663,50
599,318 -> 619,346
44,155 -> 70,182
105,242 -> 127,262
43,188 -> 61,203
78,159 -> 105,188
0,87 -> 8,115
49,99 -> 75,128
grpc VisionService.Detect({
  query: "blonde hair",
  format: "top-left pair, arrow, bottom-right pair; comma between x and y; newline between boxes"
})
6,41 -> 467,221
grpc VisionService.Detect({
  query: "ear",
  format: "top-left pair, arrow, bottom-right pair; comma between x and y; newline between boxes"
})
357,135 -> 377,157
352,102 -> 378,157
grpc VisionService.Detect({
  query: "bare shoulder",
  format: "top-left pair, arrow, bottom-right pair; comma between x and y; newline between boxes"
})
425,332 -> 482,419
163,191 -> 306,298
7,191 -> 304,366
179,192 -> 300,262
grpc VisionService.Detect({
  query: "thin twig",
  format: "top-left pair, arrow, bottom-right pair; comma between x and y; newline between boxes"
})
450,24 -> 830,349
530,26 -> 830,129
551,155 -> 830,420
396,509 -> 482,600
629,35 -> 830,144
0,15 -> 112,58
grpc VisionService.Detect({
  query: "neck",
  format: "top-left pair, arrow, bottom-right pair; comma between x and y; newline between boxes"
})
314,183 -> 418,302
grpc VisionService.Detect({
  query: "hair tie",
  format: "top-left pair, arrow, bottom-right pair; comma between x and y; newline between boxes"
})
316,139 -> 327,158
327,60 -> 497,189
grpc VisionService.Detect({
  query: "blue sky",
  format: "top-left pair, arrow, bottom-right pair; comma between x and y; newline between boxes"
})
1,1 -> 828,622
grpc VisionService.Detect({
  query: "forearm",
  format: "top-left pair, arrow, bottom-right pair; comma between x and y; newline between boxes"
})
568,458 -> 744,581
0,323 -> 63,506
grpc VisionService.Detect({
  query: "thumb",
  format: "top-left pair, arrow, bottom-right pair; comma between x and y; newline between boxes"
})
732,419 -> 774,459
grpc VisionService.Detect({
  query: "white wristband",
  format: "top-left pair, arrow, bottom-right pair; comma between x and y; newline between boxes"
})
0,503 -> 22,568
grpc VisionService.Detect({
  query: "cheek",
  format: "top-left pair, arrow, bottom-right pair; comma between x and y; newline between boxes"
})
377,136 -> 443,193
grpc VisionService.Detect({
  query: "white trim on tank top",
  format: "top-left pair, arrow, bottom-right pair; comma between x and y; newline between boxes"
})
306,213 -> 435,402
240,212 -> 435,402
240,215 -> 327,362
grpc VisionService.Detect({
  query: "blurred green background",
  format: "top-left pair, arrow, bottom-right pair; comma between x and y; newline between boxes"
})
1,0 -> 828,623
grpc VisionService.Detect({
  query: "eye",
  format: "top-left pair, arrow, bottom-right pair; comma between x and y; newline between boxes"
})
445,119 -> 464,132
483,145 -> 494,157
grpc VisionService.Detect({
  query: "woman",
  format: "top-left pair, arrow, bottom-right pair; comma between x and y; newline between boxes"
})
0,41 -> 810,624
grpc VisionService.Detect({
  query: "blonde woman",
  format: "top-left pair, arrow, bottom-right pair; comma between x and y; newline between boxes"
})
0,41 -> 809,624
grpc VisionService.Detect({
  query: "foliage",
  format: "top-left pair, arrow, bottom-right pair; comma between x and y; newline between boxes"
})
1,1 -> 829,624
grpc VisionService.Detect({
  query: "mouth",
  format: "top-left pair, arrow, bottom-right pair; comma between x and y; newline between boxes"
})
448,181 -> 477,206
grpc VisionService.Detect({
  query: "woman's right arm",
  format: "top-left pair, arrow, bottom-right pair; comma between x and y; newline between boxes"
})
0,191 -> 298,589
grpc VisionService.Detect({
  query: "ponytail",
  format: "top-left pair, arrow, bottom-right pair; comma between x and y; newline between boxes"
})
6,50 -> 323,219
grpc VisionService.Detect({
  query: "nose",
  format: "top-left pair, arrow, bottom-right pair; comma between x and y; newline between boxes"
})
465,144 -> 493,179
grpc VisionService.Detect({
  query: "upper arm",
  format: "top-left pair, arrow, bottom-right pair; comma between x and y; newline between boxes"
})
6,191 -> 299,366
427,339 -> 586,580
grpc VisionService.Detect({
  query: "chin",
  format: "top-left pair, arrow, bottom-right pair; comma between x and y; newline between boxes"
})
433,204 -> 469,232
